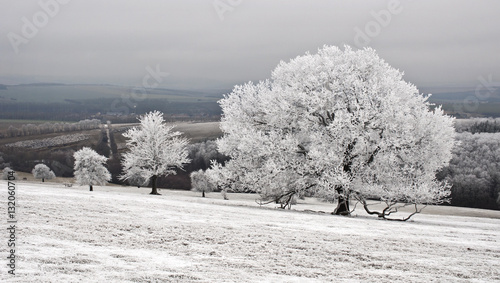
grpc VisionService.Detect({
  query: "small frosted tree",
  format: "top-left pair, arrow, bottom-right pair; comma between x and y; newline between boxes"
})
32,164 -> 56,182
74,147 -> 111,191
205,160 -> 232,200
190,169 -> 215,197
2,167 -> 17,180
126,167 -> 150,188
120,111 -> 190,195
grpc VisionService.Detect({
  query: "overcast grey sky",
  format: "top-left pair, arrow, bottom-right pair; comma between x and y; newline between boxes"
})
1,0 -> 499,91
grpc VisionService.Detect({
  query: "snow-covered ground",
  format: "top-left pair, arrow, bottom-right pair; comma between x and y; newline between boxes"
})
1,181 -> 499,282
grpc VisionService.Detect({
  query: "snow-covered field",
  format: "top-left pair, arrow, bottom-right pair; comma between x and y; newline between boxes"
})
4,133 -> 90,149
1,181 -> 499,282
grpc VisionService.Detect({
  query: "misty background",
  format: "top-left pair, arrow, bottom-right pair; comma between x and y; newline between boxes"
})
1,0 -> 499,92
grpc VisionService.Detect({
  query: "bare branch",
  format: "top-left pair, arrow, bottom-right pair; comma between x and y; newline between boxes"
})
296,144 -> 307,156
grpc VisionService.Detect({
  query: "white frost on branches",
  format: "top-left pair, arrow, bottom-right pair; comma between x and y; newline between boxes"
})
190,169 -> 215,197
210,45 -> 456,218
32,164 -> 56,182
120,111 -> 190,195
2,167 -> 16,180
73,147 -> 111,191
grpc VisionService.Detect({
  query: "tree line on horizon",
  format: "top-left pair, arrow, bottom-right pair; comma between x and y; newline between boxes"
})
0,119 -> 101,138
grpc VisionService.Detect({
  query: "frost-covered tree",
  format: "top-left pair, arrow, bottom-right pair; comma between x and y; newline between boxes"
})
438,132 -> 500,210
7,126 -> 17,137
187,140 -> 229,171
205,160 -> 234,200
126,167 -> 150,188
454,118 -> 500,133
0,153 -> 9,170
190,169 -> 215,197
32,164 -> 56,182
120,111 -> 190,195
2,167 -> 17,180
213,45 -> 456,218
73,147 -> 111,191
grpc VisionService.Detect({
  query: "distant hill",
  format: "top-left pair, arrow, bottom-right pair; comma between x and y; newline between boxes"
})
0,83 -> 226,121
429,88 -> 500,102
1,82 -> 499,120
19,82 -> 67,87
7,82 -> 499,104
0,83 -> 226,104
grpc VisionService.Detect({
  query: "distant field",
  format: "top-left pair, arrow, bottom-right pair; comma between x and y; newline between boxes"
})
0,85 -> 129,103
438,102 -> 500,117
1,181 -> 498,282
2,84 -> 499,121
112,122 -> 222,144
0,84 -> 222,103
0,130 -> 102,153
0,119 -> 62,132
0,124 -> 101,145
170,122 -> 222,142
0,120 -> 222,150
0,85 -> 224,121
428,87 -> 500,102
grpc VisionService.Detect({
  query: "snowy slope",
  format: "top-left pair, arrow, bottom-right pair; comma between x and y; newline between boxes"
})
1,181 -> 499,282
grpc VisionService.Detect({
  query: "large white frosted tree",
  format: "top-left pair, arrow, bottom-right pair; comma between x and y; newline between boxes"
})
120,111 -> 190,195
74,147 -> 111,191
32,164 -> 55,182
212,45 -> 456,219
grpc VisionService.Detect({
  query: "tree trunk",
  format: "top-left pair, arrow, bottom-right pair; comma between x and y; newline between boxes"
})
89,185 -> 93,191
334,195 -> 350,215
150,175 -> 160,195
42,178 -> 45,182
202,190 -> 205,197
221,188 -> 228,200
333,187 -> 350,215
335,141 -> 356,216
